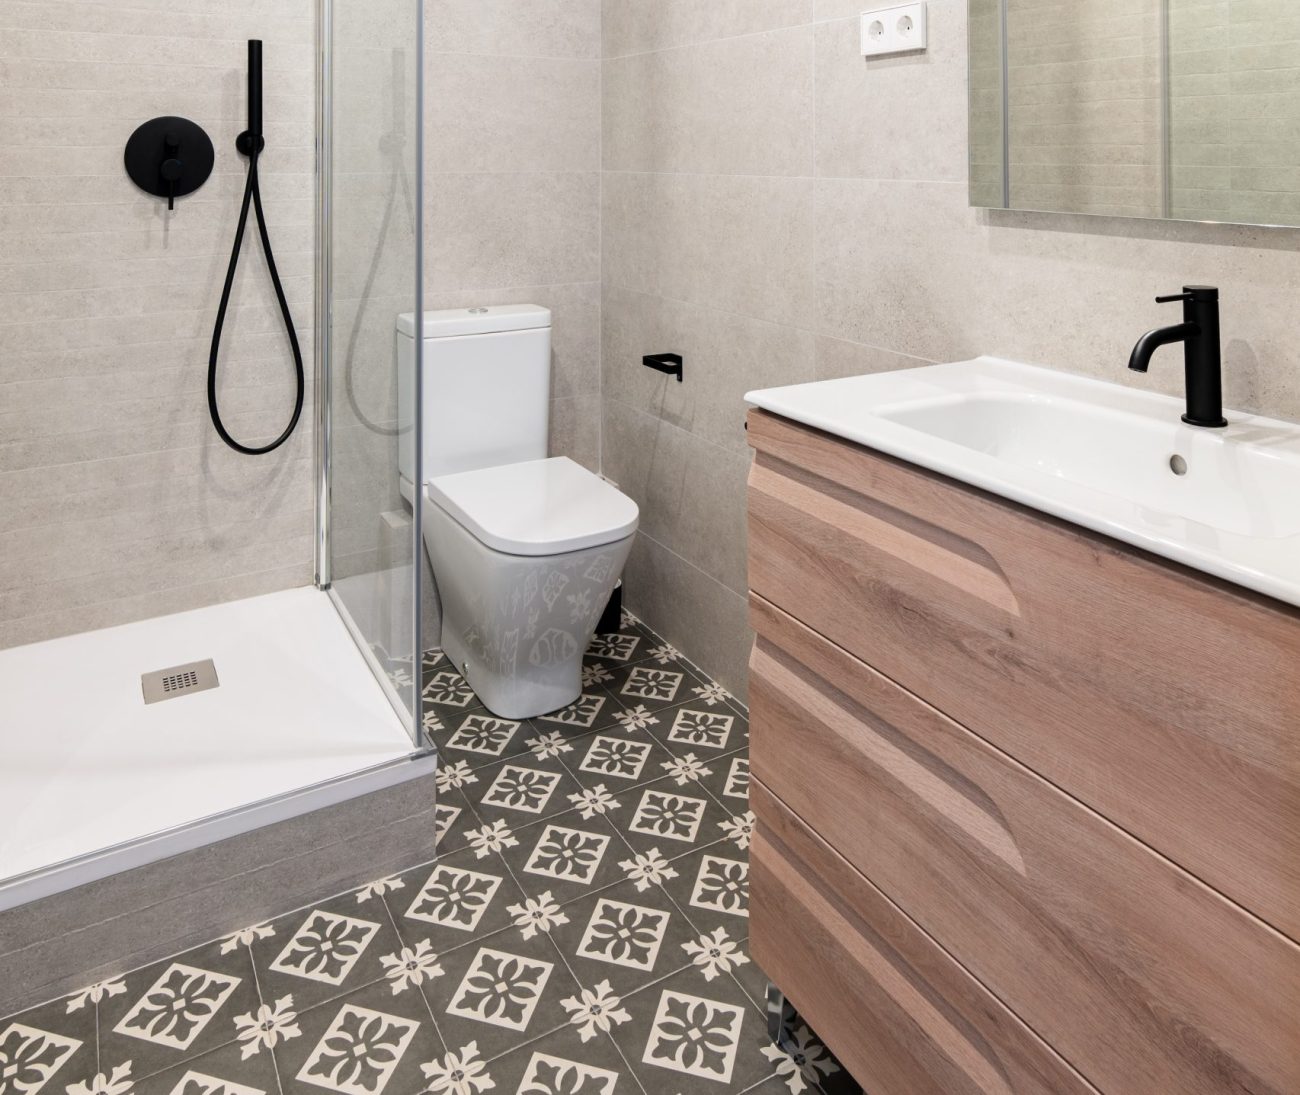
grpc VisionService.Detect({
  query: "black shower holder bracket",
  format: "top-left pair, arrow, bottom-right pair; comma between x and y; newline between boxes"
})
123,116 -> 215,211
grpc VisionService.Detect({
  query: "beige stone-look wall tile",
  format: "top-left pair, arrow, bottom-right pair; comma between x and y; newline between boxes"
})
603,26 -> 814,176
603,284 -> 815,453
815,3 -> 968,183
428,0 -> 602,58
427,53 -> 601,174
603,0 -> 814,58
603,171 -> 815,327
621,531 -> 753,700
0,0 -> 316,647
422,2 -> 604,486
426,171 -> 601,292
602,398 -> 751,597
601,0 -> 1300,700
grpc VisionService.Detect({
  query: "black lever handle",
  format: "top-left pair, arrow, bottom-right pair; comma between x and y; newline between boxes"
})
643,353 -> 684,382
1156,293 -> 1193,304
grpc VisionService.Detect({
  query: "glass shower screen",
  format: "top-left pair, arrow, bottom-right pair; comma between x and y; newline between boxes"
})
317,0 -> 424,741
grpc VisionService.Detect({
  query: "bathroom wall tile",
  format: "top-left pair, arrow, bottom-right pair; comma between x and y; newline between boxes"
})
814,334 -> 938,380
0,0 -> 316,646
602,283 -> 816,453
602,27 -> 814,176
621,532 -> 753,700
816,176 -> 1300,420
814,3 -> 969,183
427,53 -> 601,174
550,393 -> 603,472
603,171 -> 815,328
428,0 -> 603,59
602,399 -> 751,597
602,0 -> 814,57
425,171 -> 601,293
600,0 -> 1300,713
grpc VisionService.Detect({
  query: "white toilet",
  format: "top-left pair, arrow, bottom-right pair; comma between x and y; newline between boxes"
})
397,306 -> 639,719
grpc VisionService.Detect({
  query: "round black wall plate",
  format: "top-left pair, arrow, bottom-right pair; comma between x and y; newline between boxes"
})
124,116 -> 214,205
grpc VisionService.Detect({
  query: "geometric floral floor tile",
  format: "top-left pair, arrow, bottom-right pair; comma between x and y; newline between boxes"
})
577,735 -> 657,781
111,964 -> 242,1052
628,789 -> 709,843
0,1021 -> 83,1095
496,812 -> 629,908
478,765 -> 566,816
445,713 -> 523,758
268,911 -> 381,987
294,1003 -> 420,1095
689,855 -> 750,919
605,967 -> 778,1095
405,863 -> 505,935
722,757 -> 751,801
517,1050 -> 620,1094
618,666 -> 685,706
642,988 -> 748,1084
666,708 -> 737,751
522,824 -> 612,887
444,946 -> 556,1032
135,1037 -> 283,1095
421,927 -> 584,1064
0,612 -> 861,1095
266,978 -> 440,1095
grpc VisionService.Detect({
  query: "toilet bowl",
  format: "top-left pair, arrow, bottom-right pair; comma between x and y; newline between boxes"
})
397,305 -> 639,719
423,457 -> 637,718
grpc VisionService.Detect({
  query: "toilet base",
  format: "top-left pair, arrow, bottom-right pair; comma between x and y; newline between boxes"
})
424,499 -> 634,720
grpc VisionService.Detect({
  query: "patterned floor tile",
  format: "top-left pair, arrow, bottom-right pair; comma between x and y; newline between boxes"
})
608,966 -> 776,1094
246,883 -> 409,1017
1,613 -> 854,1095
95,936 -> 261,1084
268,979 -> 439,1095
409,922 -> 583,1064
0,993 -> 94,1095
495,810 -> 631,909
134,1036 -> 283,1095
545,877 -> 702,1002
462,753 -> 588,832
395,844 -> 531,958
470,1020 -> 636,1094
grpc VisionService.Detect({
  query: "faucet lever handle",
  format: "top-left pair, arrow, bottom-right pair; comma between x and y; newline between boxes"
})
1156,292 -> 1194,304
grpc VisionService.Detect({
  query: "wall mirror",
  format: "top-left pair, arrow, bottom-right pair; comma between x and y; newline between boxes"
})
970,1 -> 1300,227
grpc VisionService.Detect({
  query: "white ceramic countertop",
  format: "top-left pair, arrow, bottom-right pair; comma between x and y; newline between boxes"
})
746,357 -> 1300,609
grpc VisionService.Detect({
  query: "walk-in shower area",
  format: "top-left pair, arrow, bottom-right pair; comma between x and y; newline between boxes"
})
0,0 -> 432,1000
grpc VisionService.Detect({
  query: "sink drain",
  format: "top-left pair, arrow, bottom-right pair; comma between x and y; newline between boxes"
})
1169,454 -> 1189,476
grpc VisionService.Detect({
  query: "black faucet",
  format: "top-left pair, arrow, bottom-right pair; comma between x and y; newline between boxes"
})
1128,285 -> 1227,428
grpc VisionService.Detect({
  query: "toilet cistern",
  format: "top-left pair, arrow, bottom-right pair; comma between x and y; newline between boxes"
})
1128,285 -> 1228,428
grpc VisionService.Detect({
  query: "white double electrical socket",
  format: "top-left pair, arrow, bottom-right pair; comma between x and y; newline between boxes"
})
861,2 -> 928,57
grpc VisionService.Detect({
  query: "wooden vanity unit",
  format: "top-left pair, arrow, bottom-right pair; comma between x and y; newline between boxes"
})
745,408 -> 1300,1095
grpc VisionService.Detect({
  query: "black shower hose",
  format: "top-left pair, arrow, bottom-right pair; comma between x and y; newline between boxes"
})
207,144 -> 304,455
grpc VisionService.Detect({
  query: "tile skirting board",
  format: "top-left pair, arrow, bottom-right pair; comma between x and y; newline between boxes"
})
0,771 -> 439,1016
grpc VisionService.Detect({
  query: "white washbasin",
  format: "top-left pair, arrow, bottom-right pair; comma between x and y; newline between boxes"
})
746,357 -> 1300,607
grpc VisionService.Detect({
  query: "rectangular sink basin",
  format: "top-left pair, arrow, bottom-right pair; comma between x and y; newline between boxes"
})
746,357 -> 1300,607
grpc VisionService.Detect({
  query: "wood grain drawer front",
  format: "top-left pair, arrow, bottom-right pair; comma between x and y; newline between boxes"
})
750,786 -> 1097,1095
748,597 -> 1300,1095
746,408 -> 1300,941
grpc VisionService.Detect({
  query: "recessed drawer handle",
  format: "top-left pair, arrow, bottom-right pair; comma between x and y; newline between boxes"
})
751,463 -> 1021,616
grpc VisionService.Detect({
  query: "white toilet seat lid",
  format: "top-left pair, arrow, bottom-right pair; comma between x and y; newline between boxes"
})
425,457 -> 639,557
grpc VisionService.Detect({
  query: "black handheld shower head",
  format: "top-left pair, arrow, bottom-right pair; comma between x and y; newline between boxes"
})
236,40 -> 265,156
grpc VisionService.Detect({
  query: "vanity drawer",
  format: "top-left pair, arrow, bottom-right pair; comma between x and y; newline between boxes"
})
749,784 -> 1096,1095
748,595 -> 1300,1095
746,408 -> 1300,940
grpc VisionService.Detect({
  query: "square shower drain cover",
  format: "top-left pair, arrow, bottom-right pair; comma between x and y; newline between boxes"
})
141,659 -> 220,704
